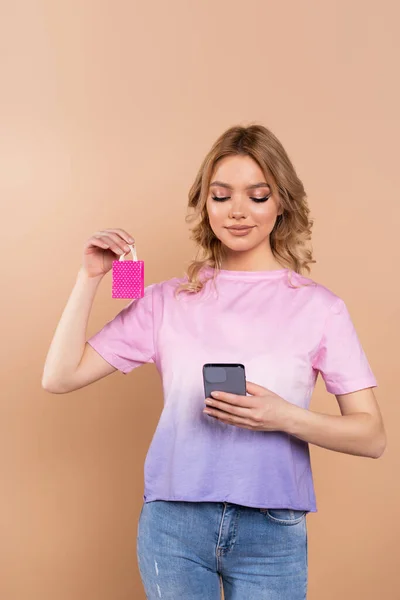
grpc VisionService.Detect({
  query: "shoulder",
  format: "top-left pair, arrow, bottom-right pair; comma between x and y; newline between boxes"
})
144,274 -> 188,300
120,276 -> 184,318
289,270 -> 345,314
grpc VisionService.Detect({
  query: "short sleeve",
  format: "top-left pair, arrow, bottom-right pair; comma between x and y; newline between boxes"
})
312,298 -> 378,394
87,284 -> 156,374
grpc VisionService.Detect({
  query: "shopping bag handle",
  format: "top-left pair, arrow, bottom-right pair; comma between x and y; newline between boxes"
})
119,243 -> 138,262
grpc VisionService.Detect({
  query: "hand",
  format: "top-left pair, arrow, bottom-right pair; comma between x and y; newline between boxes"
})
203,380 -> 294,432
82,228 -> 135,278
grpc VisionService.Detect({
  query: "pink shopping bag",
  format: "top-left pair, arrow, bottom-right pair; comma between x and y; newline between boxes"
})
112,243 -> 144,299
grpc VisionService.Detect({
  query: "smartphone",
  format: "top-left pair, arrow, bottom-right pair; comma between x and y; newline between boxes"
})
203,363 -> 247,398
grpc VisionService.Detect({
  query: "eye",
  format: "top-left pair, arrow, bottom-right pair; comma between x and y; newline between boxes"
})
211,193 -> 272,203
211,195 -> 230,202
250,194 -> 272,203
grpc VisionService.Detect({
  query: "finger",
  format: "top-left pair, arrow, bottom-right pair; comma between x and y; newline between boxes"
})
204,408 -> 253,429
245,381 -> 270,396
209,390 -> 251,406
205,398 -> 252,417
92,234 -> 128,255
102,228 -> 135,244
93,232 -> 131,254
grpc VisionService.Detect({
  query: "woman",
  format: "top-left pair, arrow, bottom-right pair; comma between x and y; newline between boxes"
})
42,124 -> 385,599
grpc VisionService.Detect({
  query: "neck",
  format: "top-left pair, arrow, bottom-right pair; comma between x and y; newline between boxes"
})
220,246 -> 284,272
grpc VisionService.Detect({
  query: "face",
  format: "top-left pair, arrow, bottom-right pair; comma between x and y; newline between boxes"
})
206,154 -> 283,256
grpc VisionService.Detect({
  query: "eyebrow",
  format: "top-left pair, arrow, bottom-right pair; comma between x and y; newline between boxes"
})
210,180 -> 270,190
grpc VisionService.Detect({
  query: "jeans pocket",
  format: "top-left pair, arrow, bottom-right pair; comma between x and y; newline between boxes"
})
260,508 -> 307,525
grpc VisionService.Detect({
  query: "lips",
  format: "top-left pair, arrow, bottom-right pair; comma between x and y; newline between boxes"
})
225,226 -> 254,236
226,226 -> 254,231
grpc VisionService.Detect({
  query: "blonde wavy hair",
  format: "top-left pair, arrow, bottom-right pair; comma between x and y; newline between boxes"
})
175,124 -> 315,296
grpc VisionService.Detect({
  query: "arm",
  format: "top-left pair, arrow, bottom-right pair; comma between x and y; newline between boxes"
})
41,267 -> 116,393
282,387 -> 386,458
42,228 -> 143,393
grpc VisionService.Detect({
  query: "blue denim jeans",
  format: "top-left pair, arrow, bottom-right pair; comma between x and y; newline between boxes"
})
137,500 -> 308,599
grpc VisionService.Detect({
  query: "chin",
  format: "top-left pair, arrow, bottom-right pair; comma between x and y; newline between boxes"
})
221,238 -> 255,252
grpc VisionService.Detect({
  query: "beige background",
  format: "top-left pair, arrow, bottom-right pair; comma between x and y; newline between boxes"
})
1,1 -> 399,598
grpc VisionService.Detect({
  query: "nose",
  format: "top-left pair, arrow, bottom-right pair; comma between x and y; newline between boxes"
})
229,195 -> 247,219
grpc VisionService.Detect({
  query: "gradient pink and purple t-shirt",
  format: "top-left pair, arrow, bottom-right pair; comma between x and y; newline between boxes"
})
87,266 -> 377,512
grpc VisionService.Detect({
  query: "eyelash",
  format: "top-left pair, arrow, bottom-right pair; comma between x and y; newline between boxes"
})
211,194 -> 271,203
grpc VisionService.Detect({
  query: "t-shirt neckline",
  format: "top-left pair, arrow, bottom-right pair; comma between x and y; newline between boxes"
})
201,265 -> 291,280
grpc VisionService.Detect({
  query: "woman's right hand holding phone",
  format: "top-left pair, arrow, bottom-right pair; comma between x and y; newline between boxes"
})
82,228 -> 135,278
